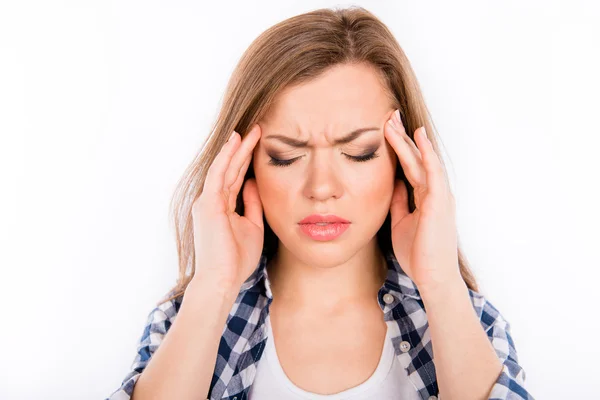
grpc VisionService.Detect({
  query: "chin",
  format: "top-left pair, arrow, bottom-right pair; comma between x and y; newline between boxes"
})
280,231 -> 366,269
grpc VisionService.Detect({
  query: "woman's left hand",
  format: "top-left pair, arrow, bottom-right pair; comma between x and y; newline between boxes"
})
383,109 -> 462,292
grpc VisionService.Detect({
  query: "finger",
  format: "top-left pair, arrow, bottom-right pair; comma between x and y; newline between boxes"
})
229,150 -> 253,212
202,131 -> 240,200
391,109 -> 422,161
224,124 -> 261,189
385,118 -> 427,191
242,178 -> 263,230
414,126 -> 447,197
225,124 -> 261,212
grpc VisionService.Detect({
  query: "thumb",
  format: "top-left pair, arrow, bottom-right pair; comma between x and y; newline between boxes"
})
390,179 -> 409,227
242,178 -> 264,230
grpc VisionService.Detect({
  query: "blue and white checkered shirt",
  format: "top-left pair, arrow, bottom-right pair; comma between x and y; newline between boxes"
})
107,248 -> 534,400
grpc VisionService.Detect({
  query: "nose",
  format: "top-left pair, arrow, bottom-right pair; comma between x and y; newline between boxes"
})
302,150 -> 344,201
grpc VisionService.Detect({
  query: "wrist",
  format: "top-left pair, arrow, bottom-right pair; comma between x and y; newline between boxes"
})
417,272 -> 467,303
180,276 -> 240,334
186,273 -> 241,304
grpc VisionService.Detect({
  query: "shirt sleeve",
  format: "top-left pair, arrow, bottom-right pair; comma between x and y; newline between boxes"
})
105,299 -> 177,400
481,298 -> 535,400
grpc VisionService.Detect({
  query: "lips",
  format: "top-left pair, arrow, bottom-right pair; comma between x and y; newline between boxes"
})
298,214 -> 350,224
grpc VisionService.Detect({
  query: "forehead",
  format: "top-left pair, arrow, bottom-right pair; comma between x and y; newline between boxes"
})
262,63 -> 393,134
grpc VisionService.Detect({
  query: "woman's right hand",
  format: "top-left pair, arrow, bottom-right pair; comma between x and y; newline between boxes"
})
189,124 -> 264,293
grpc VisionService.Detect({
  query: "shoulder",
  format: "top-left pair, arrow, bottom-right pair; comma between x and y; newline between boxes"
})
465,288 -> 511,333
465,288 -> 523,372
105,292 -> 185,400
140,291 -> 184,337
464,290 -> 530,392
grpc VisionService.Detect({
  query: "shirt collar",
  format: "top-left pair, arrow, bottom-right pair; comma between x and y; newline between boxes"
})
239,247 -> 422,301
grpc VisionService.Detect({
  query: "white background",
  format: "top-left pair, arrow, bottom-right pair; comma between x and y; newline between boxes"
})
1,1 -> 598,399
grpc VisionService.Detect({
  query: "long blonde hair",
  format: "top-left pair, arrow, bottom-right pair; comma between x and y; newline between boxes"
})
159,6 -> 478,305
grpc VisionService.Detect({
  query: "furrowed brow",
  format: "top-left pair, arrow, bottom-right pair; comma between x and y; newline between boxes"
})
265,127 -> 379,148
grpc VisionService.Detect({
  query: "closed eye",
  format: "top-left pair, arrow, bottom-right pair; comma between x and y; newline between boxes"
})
268,151 -> 379,167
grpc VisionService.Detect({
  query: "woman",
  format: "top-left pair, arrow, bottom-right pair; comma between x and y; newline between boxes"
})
107,6 -> 533,400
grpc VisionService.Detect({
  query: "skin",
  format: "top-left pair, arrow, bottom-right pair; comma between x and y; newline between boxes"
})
252,62 -> 399,310
230,62 -> 503,398
251,62 -> 398,394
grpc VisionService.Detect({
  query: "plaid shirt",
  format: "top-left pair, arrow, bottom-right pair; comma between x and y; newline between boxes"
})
107,248 -> 534,400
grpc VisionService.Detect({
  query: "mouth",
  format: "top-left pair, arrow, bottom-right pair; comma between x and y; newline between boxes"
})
298,214 -> 351,225
297,220 -> 351,241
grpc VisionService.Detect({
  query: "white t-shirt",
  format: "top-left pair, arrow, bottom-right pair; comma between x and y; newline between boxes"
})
248,315 -> 422,399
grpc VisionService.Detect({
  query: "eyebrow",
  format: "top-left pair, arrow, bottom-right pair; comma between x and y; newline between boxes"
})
264,127 -> 380,148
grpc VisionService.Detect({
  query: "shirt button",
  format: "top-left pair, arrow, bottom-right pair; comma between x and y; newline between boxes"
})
428,396 -> 438,400
399,340 -> 411,352
383,293 -> 395,304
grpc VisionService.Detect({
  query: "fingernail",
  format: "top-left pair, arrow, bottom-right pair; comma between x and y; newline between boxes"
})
395,109 -> 401,121
228,131 -> 236,142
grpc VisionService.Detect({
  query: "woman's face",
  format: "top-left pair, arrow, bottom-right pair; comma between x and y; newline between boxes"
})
252,62 -> 398,267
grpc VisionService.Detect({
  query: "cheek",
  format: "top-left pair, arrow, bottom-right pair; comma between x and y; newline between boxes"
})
356,170 -> 394,204
348,153 -> 396,211
253,168 -> 299,234
253,161 -> 295,207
